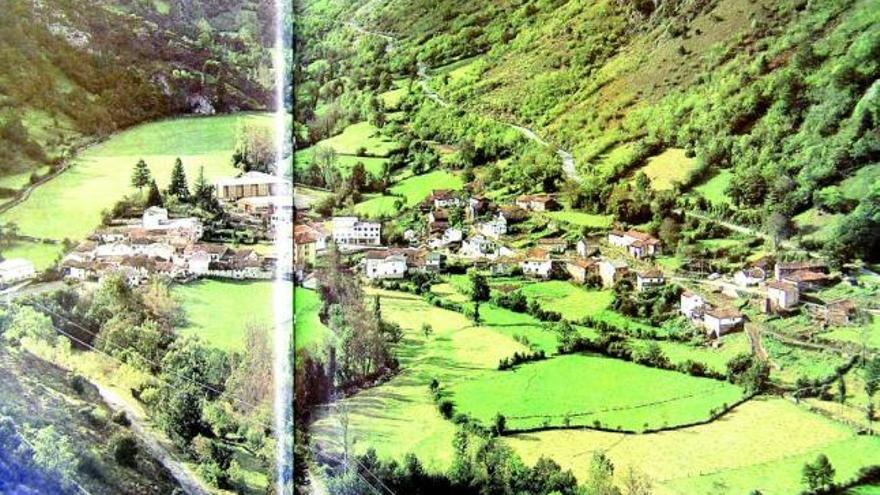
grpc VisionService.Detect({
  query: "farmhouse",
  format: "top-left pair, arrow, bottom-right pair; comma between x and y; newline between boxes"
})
774,261 -> 829,281
734,267 -> 766,287
636,269 -> 666,291
766,280 -> 799,311
428,227 -> 463,249
294,228 -> 319,267
428,189 -> 461,209
825,299 -> 859,326
364,251 -> 408,279
478,213 -> 507,238
520,248 -> 554,278
214,171 -> 291,201
680,291 -> 706,321
780,270 -> 833,291
460,236 -> 512,260
515,194 -> 559,212
498,205 -> 529,224
427,209 -> 450,233
237,195 -> 294,223
608,230 -> 660,259
0,258 -> 35,285
599,260 -> 629,288
331,217 -> 381,246
537,237 -> 567,254
703,308 -> 744,338
566,258 -> 597,284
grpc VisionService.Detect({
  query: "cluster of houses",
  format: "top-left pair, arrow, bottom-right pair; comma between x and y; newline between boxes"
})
61,206 -> 273,285
291,186 -> 863,342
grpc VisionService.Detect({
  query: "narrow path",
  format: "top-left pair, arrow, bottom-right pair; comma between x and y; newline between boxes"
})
96,383 -> 211,495
347,21 -> 581,182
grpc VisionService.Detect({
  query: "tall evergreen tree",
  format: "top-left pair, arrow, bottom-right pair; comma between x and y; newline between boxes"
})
131,159 -> 152,192
168,157 -> 190,201
146,179 -> 163,208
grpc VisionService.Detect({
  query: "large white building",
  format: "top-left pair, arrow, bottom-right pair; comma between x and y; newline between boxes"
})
332,217 -> 381,246
478,213 -> 508,239
364,251 -> 409,279
0,258 -> 35,285
214,171 -> 292,201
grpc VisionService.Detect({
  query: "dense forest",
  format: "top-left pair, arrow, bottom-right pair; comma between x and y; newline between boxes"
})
0,0 -> 276,177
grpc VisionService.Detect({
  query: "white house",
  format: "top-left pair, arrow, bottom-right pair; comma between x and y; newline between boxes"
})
142,207 -> 203,242
429,190 -> 461,209
734,267 -> 766,287
608,230 -> 660,259
520,249 -> 553,278
599,260 -> 628,288
428,228 -> 463,249
131,241 -> 174,260
636,269 -> 666,291
680,291 -> 706,320
0,258 -> 35,285
332,217 -> 381,246
238,195 -> 294,223
364,251 -> 408,279
187,251 -> 212,275
766,280 -> 799,311
537,237 -> 567,254
703,308 -> 744,338
479,213 -> 507,239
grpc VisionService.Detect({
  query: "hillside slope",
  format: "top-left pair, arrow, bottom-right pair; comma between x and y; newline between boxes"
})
0,0 -> 274,181
296,0 -> 879,262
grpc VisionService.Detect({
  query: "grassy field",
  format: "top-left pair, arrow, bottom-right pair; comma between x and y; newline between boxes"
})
294,147 -> 388,176
175,279 -> 275,353
545,210 -> 613,228
693,169 -> 733,204
763,335 -> 850,384
389,169 -> 462,205
311,121 -> 400,157
1,113 -> 271,241
794,207 -> 845,242
821,316 -> 880,349
506,398 -> 876,495
518,281 -> 613,320
295,287 -> 332,352
640,148 -> 699,190
310,288 -> 527,472
352,194 -> 400,218
0,240 -> 63,271
449,354 -> 744,431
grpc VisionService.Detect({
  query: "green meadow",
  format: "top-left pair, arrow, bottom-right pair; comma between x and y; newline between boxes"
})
174,279 -> 275,353
449,354 -> 745,432
518,281 -> 613,321
295,287 -> 333,352
352,169 -> 463,217
1,113 -> 272,241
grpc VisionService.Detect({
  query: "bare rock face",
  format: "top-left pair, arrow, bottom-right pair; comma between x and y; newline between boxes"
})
186,94 -> 216,115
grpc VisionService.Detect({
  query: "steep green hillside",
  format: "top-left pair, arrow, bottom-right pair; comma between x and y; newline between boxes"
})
295,0 -> 879,263
0,0 -> 274,182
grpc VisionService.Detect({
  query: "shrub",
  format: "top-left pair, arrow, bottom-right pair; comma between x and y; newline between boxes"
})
439,400 -> 454,419
111,410 -> 131,427
112,434 -> 138,468
70,374 -> 88,395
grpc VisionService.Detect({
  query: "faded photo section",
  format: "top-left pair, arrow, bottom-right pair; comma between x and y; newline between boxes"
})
0,1 -> 292,494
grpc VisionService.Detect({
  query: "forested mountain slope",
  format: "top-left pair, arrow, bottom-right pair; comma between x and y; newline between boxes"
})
295,0 -> 879,263
0,0 -> 274,178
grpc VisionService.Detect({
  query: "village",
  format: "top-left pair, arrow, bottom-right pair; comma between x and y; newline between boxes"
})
0,170 -> 294,289
293,187 -> 860,345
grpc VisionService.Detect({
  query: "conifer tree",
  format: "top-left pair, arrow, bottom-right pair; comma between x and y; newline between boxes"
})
131,159 -> 152,193
146,179 -> 163,208
168,157 -> 190,201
